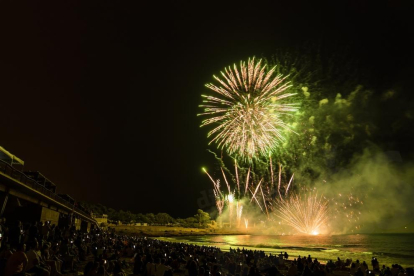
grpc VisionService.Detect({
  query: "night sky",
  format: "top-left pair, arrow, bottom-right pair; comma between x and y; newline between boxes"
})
0,1 -> 413,217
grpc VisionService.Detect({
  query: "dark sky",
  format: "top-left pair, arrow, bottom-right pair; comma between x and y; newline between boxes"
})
0,0 -> 413,217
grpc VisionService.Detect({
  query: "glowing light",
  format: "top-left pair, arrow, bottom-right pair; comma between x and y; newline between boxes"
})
275,193 -> 328,235
236,202 -> 243,227
227,193 -> 234,203
203,160 -> 290,220
203,159 -> 330,233
199,57 -> 298,161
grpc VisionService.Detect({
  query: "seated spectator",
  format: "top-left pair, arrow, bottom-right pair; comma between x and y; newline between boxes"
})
4,243 -> 27,276
26,240 -> 50,276
0,243 -> 13,259
41,243 -> 62,276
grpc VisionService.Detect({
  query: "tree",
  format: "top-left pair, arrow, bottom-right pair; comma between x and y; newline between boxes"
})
155,213 -> 175,225
176,218 -> 187,227
108,209 -> 120,222
194,209 -> 211,228
145,213 -> 156,225
185,217 -> 198,228
135,213 -> 149,223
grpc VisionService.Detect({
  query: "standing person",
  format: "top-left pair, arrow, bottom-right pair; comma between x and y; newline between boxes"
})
155,258 -> 171,276
28,222 -> 40,242
113,261 -> 126,276
0,218 -> 4,240
49,225 -> 56,241
133,254 -> 144,275
0,218 -> 8,247
5,243 -> 28,276
59,239 -> 75,272
287,262 -> 297,276
9,221 -> 23,249
187,258 -> 198,276
146,256 -> 156,276
41,222 -> 50,241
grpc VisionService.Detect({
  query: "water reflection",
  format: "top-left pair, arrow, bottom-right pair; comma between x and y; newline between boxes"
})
158,234 -> 414,268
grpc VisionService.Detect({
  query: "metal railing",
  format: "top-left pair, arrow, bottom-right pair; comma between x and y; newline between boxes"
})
0,159 -> 92,218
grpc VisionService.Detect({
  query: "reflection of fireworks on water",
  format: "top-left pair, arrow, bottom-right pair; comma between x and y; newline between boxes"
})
274,193 -> 329,235
199,57 -> 298,161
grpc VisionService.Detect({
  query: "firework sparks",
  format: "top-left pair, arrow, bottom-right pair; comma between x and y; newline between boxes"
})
215,198 -> 224,216
203,161 -> 330,233
227,193 -> 235,227
203,161 -> 288,219
199,57 -> 298,161
236,202 -> 243,227
274,193 -> 329,235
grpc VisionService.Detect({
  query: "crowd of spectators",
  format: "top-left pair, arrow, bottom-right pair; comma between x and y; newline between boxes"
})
0,217 -> 412,276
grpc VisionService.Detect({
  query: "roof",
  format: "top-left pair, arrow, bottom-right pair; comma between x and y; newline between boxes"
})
24,171 -> 57,188
0,146 -> 24,166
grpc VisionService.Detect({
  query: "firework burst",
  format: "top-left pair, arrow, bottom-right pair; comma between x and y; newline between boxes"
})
274,192 -> 329,235
199,57 -> 298,161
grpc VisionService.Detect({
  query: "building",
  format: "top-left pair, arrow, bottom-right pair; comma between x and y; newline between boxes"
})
0,145 -> 97,231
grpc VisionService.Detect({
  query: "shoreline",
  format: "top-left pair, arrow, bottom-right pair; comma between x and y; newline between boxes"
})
111,225 -> 414,237
112,226 -> 414,269
112,225 -> 250,237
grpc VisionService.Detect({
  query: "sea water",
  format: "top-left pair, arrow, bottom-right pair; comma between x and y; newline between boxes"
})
158,234 -> 414,268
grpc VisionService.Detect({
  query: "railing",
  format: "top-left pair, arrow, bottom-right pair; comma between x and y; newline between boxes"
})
0,159 -> 92,219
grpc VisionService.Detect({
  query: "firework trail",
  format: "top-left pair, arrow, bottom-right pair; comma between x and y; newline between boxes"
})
203,168 -> 225,215
199,57 -> 298,161
204,159 -> 330,234
203,159 -> 288,221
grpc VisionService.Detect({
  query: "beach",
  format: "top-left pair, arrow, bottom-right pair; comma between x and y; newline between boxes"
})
112,226 -> 414,269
